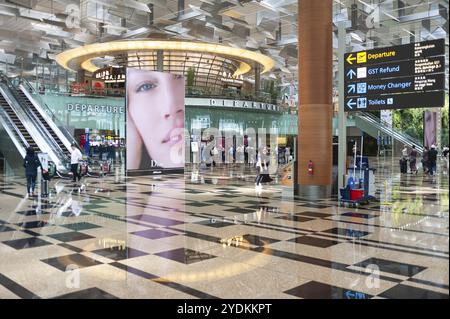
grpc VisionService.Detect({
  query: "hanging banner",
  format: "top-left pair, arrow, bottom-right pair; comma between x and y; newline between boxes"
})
126,69 -> 185,174
424,111 -> 437,149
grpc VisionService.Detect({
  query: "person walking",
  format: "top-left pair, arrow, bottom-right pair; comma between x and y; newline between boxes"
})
428,144 -> 438,176
400,145 -> 409,174
23,147 -> 41,197
422,146 -> 429,175
409,145 -> 418,175
70,143 -> 83,182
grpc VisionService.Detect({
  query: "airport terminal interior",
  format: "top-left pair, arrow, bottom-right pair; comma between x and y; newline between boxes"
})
0,0 -> 448,299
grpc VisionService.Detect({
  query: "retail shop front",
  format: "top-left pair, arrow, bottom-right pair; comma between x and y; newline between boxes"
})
41,94 -> 298,163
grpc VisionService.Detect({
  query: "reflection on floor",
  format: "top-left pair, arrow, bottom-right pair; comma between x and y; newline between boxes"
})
0,158 -> 448,299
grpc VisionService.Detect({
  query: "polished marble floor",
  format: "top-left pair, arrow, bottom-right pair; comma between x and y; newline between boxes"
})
0,158 -> 448,299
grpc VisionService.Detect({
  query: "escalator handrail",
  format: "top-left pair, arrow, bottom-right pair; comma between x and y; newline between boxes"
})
356,112 -> 423,152
0,105 -> 29,157
18,78 -> 80,150
358,112 -> 423,147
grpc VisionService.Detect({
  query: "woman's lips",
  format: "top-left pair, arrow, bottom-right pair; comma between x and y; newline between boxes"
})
162,128 -> 184,146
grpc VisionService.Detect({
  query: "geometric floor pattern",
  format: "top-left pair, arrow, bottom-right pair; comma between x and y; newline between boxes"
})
0,158 -> 448,298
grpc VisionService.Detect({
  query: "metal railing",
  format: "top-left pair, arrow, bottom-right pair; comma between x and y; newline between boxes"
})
356,112 -> 423,154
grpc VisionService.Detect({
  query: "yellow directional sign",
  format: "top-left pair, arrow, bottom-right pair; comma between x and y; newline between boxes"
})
346,53 -> 356,64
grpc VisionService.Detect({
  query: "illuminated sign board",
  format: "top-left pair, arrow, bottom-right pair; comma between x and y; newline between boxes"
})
344,39 -> 445,66
343,39 -> 445,112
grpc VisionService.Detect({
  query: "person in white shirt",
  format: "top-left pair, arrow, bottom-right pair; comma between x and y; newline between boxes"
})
70,144 -> 83,182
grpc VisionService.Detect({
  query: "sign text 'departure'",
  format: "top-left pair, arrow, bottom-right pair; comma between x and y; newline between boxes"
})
344,39 -> 445,66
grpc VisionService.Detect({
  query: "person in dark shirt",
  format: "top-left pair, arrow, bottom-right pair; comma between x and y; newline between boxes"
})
23,147 -> 41,197
428,144 -> 438,176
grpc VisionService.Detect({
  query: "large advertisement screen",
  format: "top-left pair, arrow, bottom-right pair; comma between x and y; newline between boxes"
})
126,69 -> 185,173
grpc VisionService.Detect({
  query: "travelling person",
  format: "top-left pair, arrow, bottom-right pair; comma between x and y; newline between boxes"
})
23,147 -> 40,197
70,143 -> 83,182
285,147 -> 290,163
443,145 -> 449,159
428,144 -> 438,176
126,69 -> 185,169
400,145 -> 408,174
409,145 -> 418,175
255,146 -> 273,187
422,146 -> 429,175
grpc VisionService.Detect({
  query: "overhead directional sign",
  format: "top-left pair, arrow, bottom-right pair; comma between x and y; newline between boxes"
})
343,39 -> 445,112
345,91 -> 444,111
345,73 -> 444,96
345,56 -> 445,82
344,39 -> 445,67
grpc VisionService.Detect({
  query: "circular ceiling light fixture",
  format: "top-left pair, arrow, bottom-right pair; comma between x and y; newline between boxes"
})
55,40 -> 275,77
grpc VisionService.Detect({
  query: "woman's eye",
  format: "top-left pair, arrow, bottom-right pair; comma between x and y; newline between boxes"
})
136,83 -> 156,92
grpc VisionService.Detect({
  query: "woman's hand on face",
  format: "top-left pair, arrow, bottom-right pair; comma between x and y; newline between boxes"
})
126,113 -> 142,170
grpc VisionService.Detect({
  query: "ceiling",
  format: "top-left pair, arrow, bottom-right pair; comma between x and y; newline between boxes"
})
0,0 -> 448,89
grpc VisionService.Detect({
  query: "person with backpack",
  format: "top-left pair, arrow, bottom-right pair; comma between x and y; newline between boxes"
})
23,147 -> 41,197
409,145 -> 418,175
428,144 -> 438,176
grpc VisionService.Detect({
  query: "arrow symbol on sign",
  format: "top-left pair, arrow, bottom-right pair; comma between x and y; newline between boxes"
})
347,84 -> 356,94
346,69 -> 356,80
347,99 -> 356,109
346,53 -> 356,65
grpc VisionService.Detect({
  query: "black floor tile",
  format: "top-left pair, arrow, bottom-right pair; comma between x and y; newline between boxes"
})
41,253 -> 102,271
298,203 -> 332,209
298,211 -> 333,218
62,222 -> 101,231
48,231 -> 94,243
52,287 -> 118,299
195,219 -> 235,228
322,227 -> 370,238
242,234 -> 280,246
128,214 -> 184,226
2,237 -> 52,250
186,202 -> 213,207
16,210 -> 49,216
353,258 -> 426,277
341,212 -> 376,219
0,225 -> 15,232
378,284 -> 448,299
16,220 -> 48,229
91,247 -> 148,261
289,236 -> 340,248
276,215 -> 315,222
132,229 -> 180,240
284,281 -> 371,299
155,248 -> 216,264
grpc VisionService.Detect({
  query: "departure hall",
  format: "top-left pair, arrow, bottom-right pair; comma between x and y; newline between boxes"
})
0,0 -> 448,303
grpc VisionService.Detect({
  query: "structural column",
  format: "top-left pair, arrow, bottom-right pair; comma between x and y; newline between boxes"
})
254,64 -> 261,96
296,0 -> 333,198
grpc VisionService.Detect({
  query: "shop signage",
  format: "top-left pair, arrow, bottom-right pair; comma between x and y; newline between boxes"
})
185,98 -> 280,112
66,103 -> 125,114
343,39 -> 445,111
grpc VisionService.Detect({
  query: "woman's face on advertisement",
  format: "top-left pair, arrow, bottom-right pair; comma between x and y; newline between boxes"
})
127,69 -> 185,168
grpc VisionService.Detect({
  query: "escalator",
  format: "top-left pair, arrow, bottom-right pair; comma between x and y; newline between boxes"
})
0,73 -> 69,171
14,88 -> 71,157
354,112 -> 423,154
0,92 -> 37,153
